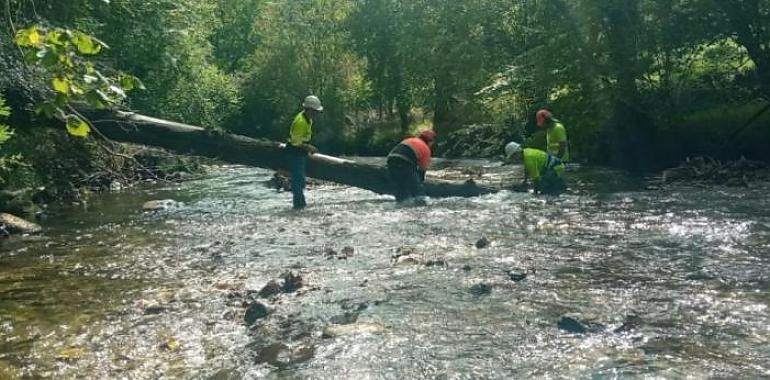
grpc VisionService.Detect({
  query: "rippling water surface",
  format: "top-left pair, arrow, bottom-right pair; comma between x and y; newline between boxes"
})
1,161 -> 769,379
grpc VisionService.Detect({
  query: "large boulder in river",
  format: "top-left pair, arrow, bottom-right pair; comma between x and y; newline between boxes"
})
0,213 -> 42,235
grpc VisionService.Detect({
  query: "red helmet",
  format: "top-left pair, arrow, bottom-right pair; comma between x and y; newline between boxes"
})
536,109 -> 553,127
418,129 -> 437,143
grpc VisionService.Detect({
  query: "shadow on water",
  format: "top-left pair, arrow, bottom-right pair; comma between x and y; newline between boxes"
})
1,161 -> 769,379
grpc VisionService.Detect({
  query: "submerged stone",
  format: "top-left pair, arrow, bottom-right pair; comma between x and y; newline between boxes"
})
0,213 -> 42,235
244,301 -> 270,325
142,199 -> 177,211
507,270 -> 528,282
395,255 -> 421,265
322,322 -> 386,338
469,283 -> 493,296
259,280 -> 283,298
330,311 -> 359,325
281,272 -> 303,293
254,342 -> 315,368
341,246 -> 355,257
425,259 -> 446,267
475,237 -> 490,249
558,316 -> 588,334
55,347 -> 87,362
614,314 -> 643,334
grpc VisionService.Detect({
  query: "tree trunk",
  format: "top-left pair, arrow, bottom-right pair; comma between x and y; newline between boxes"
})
92,111 -> 498,198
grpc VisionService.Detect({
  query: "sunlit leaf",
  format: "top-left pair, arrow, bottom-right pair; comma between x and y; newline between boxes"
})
119,74 -> 137,91
46,30 -> 67,46
0,97 -> 9,118
0,125 -> 13,144
66,116 -> 91,137
14,27 -> 42,47
72,32 -> 102,55
52,77 -> 70,94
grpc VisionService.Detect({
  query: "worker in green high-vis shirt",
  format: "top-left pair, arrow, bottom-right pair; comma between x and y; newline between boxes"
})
286,95 -> 322,209
536,109 -> 570,162
505,141 -> 566,195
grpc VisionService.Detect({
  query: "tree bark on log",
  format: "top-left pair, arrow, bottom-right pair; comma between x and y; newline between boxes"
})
91,111 -> 499,198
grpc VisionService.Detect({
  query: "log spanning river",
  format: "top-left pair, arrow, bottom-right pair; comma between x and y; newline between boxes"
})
1,160 -> 769,379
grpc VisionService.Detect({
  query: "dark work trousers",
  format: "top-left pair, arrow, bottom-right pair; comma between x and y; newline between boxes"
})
286,145 -> 307,208
387,156 -> 425,202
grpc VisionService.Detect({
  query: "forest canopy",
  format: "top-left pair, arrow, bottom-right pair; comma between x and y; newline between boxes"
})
1,0 -> 769,170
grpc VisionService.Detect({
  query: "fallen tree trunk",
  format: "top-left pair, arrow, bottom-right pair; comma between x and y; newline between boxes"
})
90,111 -> 499,198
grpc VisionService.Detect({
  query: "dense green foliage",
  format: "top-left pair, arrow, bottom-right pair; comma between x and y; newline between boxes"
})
2,0 -> 769,171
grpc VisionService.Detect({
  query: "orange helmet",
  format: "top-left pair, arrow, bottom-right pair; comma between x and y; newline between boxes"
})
536,109 -> 553,127
418,129 -> 437,143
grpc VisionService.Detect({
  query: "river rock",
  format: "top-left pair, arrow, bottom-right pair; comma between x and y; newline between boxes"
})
341,246 -> 355,257
259,280 -> 283,298
160,336 -> 181,352
425,259 -> 446,267
55,347 -> 87,362
322,322 -> 386,338
475,237 -> 490,249
557,315 -> 588,334
244,301 -> 270,325
142,199 -> 177,211
395,255 -> 421,265
281,272 -> 303,293
507,269 -> 527,282
330,311 -> 359,325
613,314 -> 643,333
0,213 -> 42,235
255,342 -> 315,368
469,283 -> 493,296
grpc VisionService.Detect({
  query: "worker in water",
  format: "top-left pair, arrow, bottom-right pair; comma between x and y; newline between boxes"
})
286,95 -> 323,209
536,109 -> 570,162
505,141 -> 566,195
386,130 -> 437,204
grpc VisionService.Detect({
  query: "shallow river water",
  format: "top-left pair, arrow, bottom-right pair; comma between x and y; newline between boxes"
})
1,160 -> 769,379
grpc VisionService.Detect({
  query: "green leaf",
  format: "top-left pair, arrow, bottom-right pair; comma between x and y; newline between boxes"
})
85,90 -> 110,109
52,77 -> 70,94
0,97 -> 9,118
72,32 -> 102,55
14,27 -> 42,47
0,125 -> 14,144
34,103 -> 58,118
46,30 -> 67,46
40,49 -> 59,67
66,116 -> 91,137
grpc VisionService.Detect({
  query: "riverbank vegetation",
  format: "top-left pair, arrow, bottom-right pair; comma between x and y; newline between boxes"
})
1,0 -> 769,214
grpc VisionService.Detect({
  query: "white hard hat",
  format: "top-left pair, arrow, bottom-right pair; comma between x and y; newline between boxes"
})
505,141 -> 522,157
302,95 -> 323,111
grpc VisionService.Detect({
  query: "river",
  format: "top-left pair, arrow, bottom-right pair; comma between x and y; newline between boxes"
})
1,161 -> 769,379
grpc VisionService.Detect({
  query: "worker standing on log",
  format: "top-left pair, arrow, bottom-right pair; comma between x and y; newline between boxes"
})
536,109 -> 570,163
286,95 -> 323,209
505,141 -> 566,195
386,130 -> 436,204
